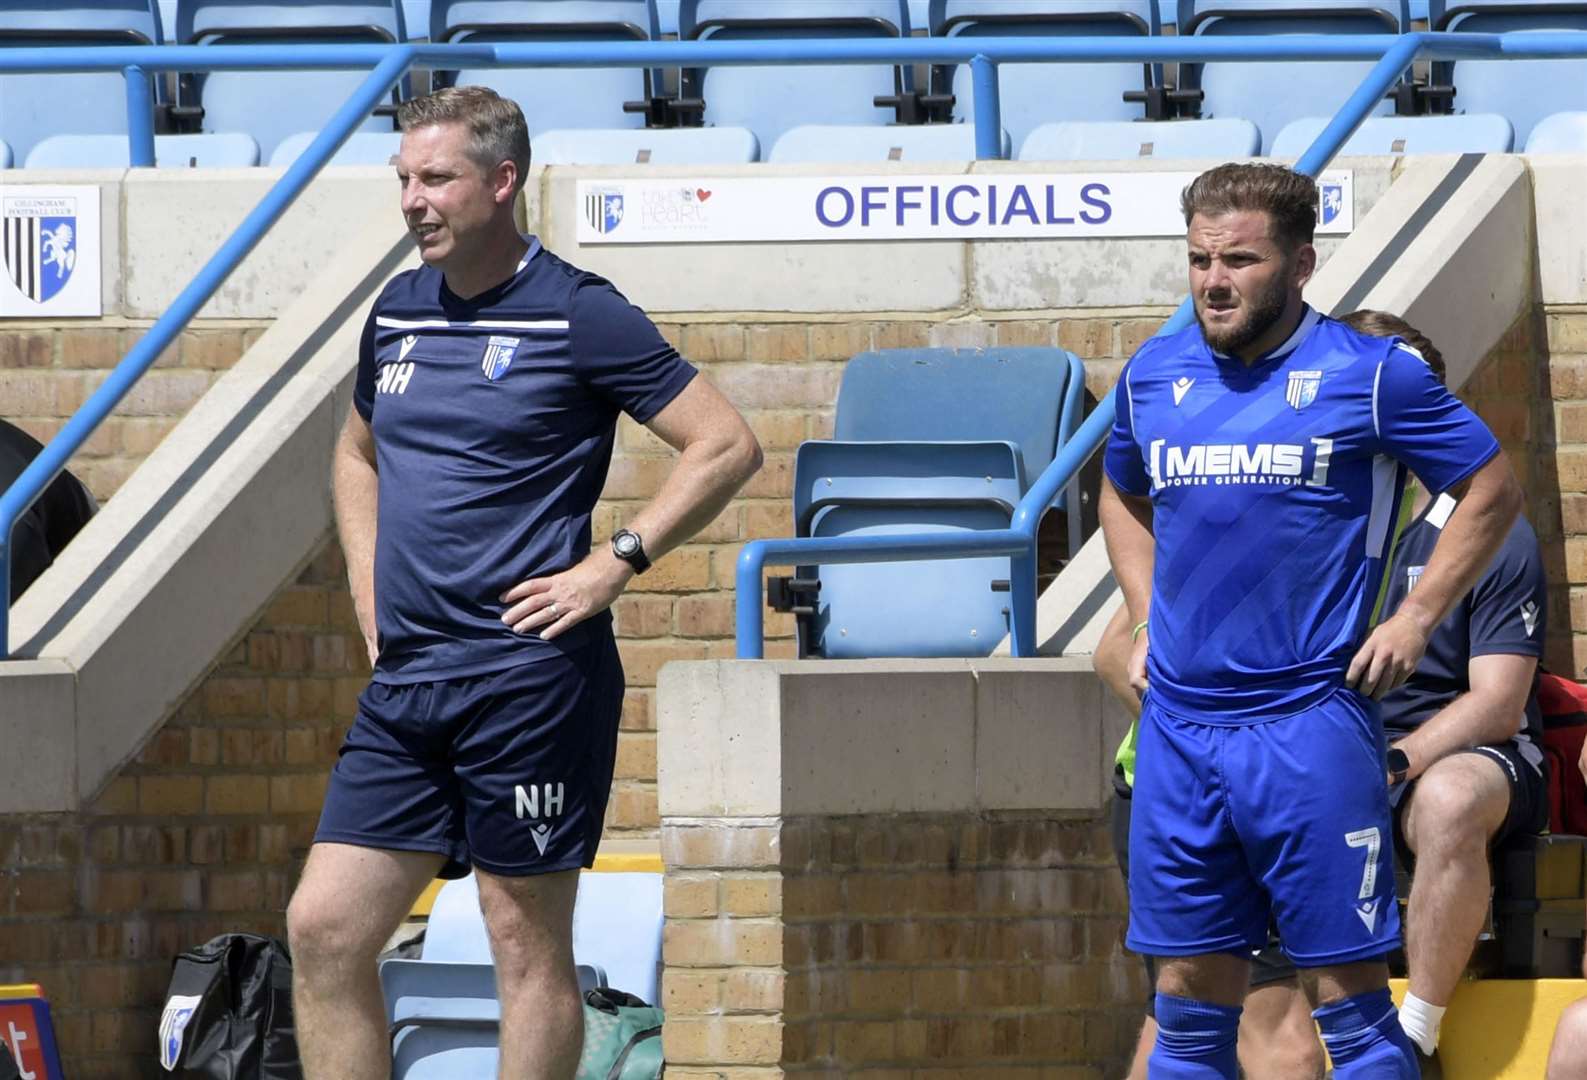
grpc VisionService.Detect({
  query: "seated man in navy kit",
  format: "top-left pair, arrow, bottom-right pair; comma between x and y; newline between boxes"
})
285,86 -> 762,1080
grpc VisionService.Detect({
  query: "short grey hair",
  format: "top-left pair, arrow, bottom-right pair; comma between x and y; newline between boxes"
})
397,86 -> 531,194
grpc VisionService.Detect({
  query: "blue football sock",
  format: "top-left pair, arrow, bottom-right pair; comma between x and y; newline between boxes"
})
1148,993 -> 1241,1079
1314,989 -> 1420,1079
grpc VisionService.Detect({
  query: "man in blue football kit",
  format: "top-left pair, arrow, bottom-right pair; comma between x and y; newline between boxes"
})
284,87 -> 761,1080
1099,163 -> 1523,1079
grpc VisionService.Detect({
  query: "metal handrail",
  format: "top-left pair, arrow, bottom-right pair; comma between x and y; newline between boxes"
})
731,27 -> 1584,659
0,32 -> 1583,657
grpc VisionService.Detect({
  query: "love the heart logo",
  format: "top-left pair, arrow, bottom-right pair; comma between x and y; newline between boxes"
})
696,188 -> 713,202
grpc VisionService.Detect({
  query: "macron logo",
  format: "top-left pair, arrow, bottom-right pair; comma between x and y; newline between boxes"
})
1355,899 -> 1379,934
375,362 -> 414,395
1522,600 -> 1540,637
515,783 -> 565,857
1172,377 -> 1194,406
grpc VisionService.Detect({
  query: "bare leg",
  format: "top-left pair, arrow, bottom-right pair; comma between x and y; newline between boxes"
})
477,867 -> 583,1080
1125,1014 -> 1155,1080
1238,980 -> 1325,1080
287,843 -> 443,1080
1547,998 -> 1587,1079
1401,754 -> 1511,1009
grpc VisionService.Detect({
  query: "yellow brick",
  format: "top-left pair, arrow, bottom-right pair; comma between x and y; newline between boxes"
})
720,874 -> 781,918
1058,318 -> 1114,359
662,969 -> 722,1014
722,968 -> 783,1013
664,874 -> 720,919
744,324 -> 809,363
137,776 -> 204,816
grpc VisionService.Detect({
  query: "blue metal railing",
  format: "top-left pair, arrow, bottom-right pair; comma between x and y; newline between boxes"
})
731,28 -> 1587,659
0,33 -> 1584,658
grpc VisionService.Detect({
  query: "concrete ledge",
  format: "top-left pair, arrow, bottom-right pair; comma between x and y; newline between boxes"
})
1526,155 -> 1587,305
7,204 -> 420,805
0,660 -> 76,813
656,658 -> 1132,820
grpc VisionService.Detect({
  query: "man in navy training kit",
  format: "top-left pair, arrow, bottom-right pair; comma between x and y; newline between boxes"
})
285,86 -> 762,1080
1099,162 -> 1522,1079
1350,309 -> 1550,1073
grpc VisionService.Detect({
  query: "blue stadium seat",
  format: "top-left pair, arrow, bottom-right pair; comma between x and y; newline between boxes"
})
928,1 -> 1163,152
269,130 -> 403,167
0,1 -> 165,167
1269,113 -> 1513,156
430,1 -> 659,136
1430,1 -> 1587,150
793,439 -> 1026,658
779,347 -> 1085,660
1526,110 -> 1587,152
679,0 -> 914,153
173,0 -> 407,162
1018,117 -> 1260,160
534,126 -> 758,165
1176,1 -> 1406,153
0,139 -> 12,169
380,873 -> 617,1078
769,123 -> 1008,162
25,132 -> 261,167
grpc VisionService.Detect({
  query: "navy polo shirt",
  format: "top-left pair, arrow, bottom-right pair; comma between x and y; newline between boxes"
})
354,238 -> 696,684
1378,492 -> 1546,743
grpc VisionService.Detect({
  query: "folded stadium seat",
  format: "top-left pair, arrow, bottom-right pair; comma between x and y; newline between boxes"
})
0,0 -> 167,167
0,139 -> 11,169
1431,0 -> 1587,150
269,130 -> 403,167
1018,117 -> 1260,160
678,0 -> 916,154
533,126 -> 759,164
25,132 -> 261,168
768,123 -> 1009,162
430,0 -> 660,136
1175,0 -> 1407,154
927,1 -> 1165,153
172,0 -> 409,163
1526,110 -> 1587,152
1268,113 -> 1514,156
380,873 -> 614,1074
778,347 -> 1085,660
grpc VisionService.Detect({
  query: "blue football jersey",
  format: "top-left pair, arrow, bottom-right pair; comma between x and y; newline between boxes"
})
1104,307 -> 1500,722
354,238 -> 696,684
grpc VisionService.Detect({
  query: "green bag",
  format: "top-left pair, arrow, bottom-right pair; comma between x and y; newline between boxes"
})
576,988 -> 663,1080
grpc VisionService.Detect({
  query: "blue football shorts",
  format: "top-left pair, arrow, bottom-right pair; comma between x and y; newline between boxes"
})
314,632 -> 624,878
1125,687 -> 1401,967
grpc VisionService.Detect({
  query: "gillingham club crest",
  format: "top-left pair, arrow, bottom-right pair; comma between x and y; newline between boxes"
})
1318,179 -> 1345,227
584,187 -> 625,235
3,194 -> 78,304
1286,370 -> 1323,410
482,335 -> 521,381
158,994 -> 203,1070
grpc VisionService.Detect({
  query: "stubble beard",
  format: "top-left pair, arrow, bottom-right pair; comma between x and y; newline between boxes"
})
1198,266 -> 1291,356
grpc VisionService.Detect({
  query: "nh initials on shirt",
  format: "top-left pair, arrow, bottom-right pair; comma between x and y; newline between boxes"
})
376,361 -> 415,395
515,782 -> 565,820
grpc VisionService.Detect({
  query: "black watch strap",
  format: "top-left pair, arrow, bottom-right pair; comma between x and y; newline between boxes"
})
1387,748 -> 1411,785
611,528 -> 651,575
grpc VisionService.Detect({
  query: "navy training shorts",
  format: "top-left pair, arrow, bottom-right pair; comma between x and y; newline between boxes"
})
1126,687 -> 1402,967
314,632 -> 624,878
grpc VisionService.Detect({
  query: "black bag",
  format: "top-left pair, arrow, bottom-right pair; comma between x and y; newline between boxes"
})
0,1038 -> 21,1080
157,934 -> 301,1078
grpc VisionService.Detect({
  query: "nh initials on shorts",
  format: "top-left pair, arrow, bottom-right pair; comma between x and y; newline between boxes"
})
514,782 -> 565,820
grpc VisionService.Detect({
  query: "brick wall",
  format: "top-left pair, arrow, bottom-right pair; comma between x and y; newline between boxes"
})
0,322 -> 263,503
3,303 -> 1581,1073
660,813 -> 1142,1079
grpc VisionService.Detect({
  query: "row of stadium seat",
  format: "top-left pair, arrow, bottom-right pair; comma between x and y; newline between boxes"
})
3,2 -> 1584,167
5,111 -> 1585,171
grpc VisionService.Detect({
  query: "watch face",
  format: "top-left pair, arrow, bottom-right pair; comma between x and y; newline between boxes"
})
614,531 -> 640,557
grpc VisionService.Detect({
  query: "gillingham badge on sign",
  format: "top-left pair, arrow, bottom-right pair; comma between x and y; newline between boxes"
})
0,186 -> 102,317
583,188 -> 624,235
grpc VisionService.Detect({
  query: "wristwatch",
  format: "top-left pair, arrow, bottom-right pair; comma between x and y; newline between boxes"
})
610,528 -> 651,575
1386,747 -> 1411,786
